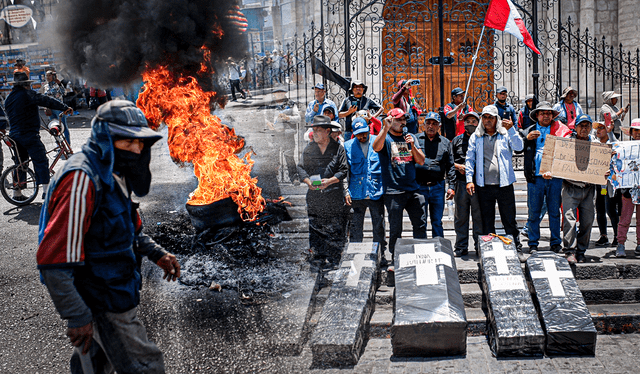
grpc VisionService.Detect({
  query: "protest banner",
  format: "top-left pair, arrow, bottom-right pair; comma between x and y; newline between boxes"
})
608,141 -> 640,190
539,136 -> 611,185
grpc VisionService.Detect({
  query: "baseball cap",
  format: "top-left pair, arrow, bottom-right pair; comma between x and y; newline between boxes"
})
496,86 -> 508,93
387,108 -> 407,119
451,87 -> 464,96
462,112 -> 480,122
352,117 -> 369,135
424,111 -> 441,123
575,113 -> 592,126
96,100 -> 162,144
314,83 -> 325,90
481,105 -> 499,118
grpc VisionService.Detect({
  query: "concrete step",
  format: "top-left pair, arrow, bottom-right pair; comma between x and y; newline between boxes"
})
368,303 -> 640,338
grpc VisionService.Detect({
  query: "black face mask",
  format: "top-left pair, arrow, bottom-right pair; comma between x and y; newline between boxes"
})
113,148 -> 152,197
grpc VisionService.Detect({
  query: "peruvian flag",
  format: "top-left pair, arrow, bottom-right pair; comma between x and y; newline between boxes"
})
484,0 -> 541,54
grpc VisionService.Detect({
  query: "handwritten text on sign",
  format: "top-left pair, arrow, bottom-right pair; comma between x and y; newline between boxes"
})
539,136 -> 611,185
608,141 -> 640,190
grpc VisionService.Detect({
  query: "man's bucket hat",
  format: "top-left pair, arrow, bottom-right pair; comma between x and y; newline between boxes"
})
529,101 -> 560,122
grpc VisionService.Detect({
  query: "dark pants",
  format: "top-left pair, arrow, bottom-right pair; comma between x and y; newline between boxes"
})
418,180 -> 446,238
229,79 -> 245,100
384,191 -> 426,255
477,184 -> 520,249
70,308 -> 164,374
527,176 -> 563,247
307,189 -> 348,265
350,198 -> 386,250
605,190 -> 621,239
454,180 -> 483,252
11,131 -> 50,185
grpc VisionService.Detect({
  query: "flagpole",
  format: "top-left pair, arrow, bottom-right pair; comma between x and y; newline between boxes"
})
463,25 -> 486,104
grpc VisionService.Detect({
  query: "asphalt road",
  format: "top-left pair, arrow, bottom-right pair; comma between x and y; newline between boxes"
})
0,103 -> 311,373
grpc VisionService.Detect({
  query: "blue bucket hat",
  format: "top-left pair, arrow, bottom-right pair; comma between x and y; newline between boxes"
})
424,111 -> 441,123
575,113 -> 592,126
352,117 -> 369,135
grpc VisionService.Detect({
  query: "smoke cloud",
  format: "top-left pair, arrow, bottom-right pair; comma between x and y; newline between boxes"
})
51,0 -> 248,89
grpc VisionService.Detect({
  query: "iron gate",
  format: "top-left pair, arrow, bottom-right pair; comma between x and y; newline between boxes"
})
274,0 -> 640,131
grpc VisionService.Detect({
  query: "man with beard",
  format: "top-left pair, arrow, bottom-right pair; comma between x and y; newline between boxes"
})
339,80 -> 382,140
298,115 -> 349,268
37,101 -> 180,373
520,102 -> 571,255
466,105 -> 523,256
415,111 -> 455,238
494,86 -> 517,129
451,112 -> 483,257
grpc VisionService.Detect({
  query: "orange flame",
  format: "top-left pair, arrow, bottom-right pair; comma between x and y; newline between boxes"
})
137,61 -> 265,221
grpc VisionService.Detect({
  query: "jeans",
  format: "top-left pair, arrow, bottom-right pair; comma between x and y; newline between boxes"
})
617,195 -> 640,245
70,307 -> 165,374
453,180 -> 483,252
418,180 -> 446,238
349,198 -> 386,251
527,176 -> 563,247
384,191 -> 426,255
477,184 -> 520,249
49,109 -> 70,145
562,182 -> 595,255
11,131 -> 50,185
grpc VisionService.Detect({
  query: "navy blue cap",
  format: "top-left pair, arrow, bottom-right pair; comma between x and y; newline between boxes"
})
424,111 -> 441,123
575,113 -> 593,126
352,117 -> 369,135
451,87 -> 464,97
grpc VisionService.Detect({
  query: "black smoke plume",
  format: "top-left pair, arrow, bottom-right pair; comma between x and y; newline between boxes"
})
51,0 -> 248,91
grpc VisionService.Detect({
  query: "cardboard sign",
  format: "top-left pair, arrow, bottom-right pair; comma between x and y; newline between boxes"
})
608,141 -> 640,190
539,136 -> 611,185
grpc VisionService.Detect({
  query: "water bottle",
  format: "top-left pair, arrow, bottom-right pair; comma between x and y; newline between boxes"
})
447,200 -> 454,218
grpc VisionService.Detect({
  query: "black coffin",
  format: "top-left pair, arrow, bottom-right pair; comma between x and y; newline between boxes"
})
310,242 -> 381,367
525,252 -> 597,355
391,237 -> 467,357
479,236 -> 544,357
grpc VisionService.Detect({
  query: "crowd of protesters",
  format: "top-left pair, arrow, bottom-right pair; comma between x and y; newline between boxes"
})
296,79 -> 639,269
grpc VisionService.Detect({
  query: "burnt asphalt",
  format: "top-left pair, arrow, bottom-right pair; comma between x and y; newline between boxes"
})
2,99 -> 640,373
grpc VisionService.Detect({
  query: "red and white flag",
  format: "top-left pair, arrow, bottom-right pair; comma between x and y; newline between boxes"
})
484,0 -> 541,55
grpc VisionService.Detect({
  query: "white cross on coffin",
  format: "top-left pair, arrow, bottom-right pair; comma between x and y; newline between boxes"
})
529,258 -> 574,297
484,241 -> 516,274
398,243 -> 453,286
341,253 -> 375,287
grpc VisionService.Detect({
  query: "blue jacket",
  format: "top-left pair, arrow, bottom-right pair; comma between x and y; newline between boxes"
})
466,121 -> 523,187
5,85 -> 68,136
38,120 -> 164,318
344,135 -> 383,200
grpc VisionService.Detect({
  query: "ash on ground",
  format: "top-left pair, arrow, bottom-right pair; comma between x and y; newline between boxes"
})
150,213 -> 308,298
